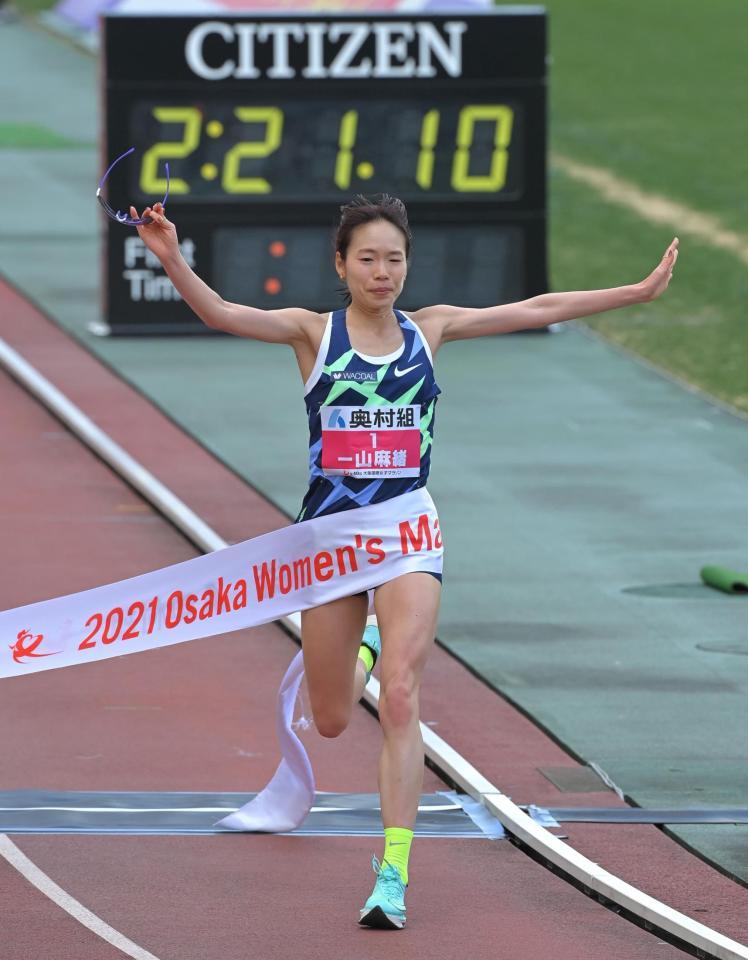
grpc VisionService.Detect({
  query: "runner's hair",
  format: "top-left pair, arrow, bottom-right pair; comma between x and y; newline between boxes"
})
334,195 -> 412,304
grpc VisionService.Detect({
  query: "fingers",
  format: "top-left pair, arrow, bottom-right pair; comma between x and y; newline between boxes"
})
144,204 -> 167,225
129,205 -> 153,224
129,204 -> 168,227
660,237 -> 679,280
130,205 -> 148,232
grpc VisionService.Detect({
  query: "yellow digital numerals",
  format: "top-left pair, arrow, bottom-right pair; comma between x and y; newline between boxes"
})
223,107 -> 284,194
140,107 -> 202,194
451,105 -> 514,192
138,103 -> 515,195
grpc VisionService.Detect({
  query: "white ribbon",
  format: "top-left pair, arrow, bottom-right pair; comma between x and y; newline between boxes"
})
1,489 -> 443,832
216,650 -> 314,832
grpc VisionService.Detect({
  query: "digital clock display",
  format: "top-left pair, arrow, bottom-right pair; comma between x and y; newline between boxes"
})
102,10 -> 547,334
130,98 -> 523,202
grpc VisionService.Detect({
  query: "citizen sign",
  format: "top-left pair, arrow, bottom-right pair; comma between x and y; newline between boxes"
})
185,20 -> 468,81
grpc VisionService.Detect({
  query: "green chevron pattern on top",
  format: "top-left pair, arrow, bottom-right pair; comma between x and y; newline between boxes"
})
390,376 -> 427,408
324,349 -> 356,376
319,359 -> 428,410
360,363 -> 391,405
420,399 -> 436,456
360,372 -> 426,408
321,350 -> 358,403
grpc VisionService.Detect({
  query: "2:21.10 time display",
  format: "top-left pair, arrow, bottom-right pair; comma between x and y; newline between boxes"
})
129,99 -> 521,202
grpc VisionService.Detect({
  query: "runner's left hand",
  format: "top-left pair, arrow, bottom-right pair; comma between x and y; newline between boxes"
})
639,238 -> 679,301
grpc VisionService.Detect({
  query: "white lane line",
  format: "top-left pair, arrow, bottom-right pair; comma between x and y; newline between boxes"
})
0,834 -> 162,960
553,152 -> 748,266
3,336 -> 748,959
0,802 -> 457,814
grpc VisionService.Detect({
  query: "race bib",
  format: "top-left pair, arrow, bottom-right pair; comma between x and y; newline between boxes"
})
321,405 -> 421,478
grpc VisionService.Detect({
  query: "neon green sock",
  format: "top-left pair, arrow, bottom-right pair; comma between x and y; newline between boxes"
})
383,827 -> 413,885
358,644 -> 375,675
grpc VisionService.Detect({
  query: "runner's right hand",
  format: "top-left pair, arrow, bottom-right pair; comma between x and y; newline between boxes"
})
129,203 -> 179,262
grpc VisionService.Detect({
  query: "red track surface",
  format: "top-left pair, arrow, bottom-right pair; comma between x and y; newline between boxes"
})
1,278 -> 746,958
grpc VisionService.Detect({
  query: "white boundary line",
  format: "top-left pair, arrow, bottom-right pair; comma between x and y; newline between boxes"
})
552,152 -> 748,266
1,337 -> 747,960
0,834 -> 161,960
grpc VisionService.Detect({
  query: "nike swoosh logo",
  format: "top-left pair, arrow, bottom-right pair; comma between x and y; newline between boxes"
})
393,363 -> 421,378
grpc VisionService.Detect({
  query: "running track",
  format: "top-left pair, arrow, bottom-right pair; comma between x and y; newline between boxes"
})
1,278 -> 746,959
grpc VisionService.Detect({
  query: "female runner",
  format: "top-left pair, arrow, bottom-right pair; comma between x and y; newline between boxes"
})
131,195 -> 678,930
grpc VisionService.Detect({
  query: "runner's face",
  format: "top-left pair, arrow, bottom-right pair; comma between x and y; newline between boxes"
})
337,220 -> 408,308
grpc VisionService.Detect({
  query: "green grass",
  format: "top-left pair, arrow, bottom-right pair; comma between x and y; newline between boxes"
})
13,0 -> 57,13
546,0 -> 748,233
0,122 -> 89,148
522,0 -> 748,414
551,173 -> 748,412
15,0 -> 748,413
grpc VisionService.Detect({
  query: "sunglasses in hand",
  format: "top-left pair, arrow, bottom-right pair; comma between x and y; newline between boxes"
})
96,147 -> 170,226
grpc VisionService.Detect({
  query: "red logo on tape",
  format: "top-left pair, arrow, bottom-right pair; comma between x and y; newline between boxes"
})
10,629 -> 59,664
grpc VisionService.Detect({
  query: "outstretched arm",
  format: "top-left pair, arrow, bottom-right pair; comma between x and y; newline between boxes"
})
416,238 -> 679,346
130,203 -> 317,344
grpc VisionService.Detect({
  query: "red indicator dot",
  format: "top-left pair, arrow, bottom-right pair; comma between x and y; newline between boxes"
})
265,277 -> 282,295
269,241 -> 287,258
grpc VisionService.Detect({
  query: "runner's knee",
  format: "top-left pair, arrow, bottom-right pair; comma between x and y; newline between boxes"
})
379,674 -> 418,731
313,704 -> 351,739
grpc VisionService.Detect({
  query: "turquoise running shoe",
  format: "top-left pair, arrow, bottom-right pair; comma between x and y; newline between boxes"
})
359,857 -> 407,929
361,624 -> 381,682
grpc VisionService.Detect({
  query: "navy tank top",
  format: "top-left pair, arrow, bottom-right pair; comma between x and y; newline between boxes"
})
297,308 -> 441,521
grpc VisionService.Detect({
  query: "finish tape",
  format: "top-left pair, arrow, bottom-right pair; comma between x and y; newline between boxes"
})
1,488 -> 443,831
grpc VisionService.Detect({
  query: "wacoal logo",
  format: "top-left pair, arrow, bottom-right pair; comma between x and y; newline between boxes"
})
332,371 -> 377,381
10,629 -> 60,664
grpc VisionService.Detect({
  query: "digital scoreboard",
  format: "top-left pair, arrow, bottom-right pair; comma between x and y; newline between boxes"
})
101,9 -> 547,334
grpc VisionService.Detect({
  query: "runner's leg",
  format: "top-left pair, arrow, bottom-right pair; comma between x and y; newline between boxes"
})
301,592 -> 369,738
374,572 -> 441,830
358,571 -> 440,928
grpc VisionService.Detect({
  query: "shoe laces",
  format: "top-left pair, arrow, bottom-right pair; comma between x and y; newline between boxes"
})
371,856 -> 405,899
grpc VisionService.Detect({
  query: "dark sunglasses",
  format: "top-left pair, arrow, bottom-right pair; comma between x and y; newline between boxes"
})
96,147 -> 170,226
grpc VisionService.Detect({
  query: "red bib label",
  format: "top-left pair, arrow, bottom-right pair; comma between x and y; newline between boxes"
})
321,405 -> 421,478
